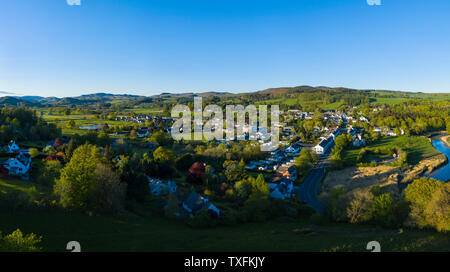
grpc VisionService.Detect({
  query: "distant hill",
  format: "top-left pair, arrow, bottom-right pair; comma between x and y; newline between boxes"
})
12,96 -> 44,102
0,87 -> 448,108
150,91 -> 231,98
55,97 -> 85,106
255,85 -> 361,95
74,93 -> 144,101
0,96 -> 40,107
13,96 -> 61,103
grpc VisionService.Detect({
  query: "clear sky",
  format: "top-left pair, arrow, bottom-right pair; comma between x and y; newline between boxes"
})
1,0 -> 450,97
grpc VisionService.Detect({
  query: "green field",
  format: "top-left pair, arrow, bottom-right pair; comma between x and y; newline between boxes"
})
258,98 -> 343,110
0,177 -> 49,197
1,210 -> 448,252
0,178 -> 448,252
41,113 -> 139,136
371,97 -> 409,105
342,136 -> 442,166
125,108 -> 162,114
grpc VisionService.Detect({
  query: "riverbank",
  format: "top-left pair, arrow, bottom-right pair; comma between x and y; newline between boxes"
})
424,137 -> 450,182
320,154 -> 447,197
440,135 -> 450,147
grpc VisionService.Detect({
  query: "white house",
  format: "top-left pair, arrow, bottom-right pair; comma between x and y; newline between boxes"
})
269,179 -> 294,200
148,177 -> 177,196
137,131 -> 151,137
313,137 -> 333,155
285,143 -> 302,154
4,140 -> 20,153
3,153 -> 31,175
353,134 -> 366,147
359,116 -> 369,123
386,130 -> 397,137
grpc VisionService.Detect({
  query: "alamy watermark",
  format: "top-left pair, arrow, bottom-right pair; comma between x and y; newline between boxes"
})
170,97 -> 280,151
66,0 -> 81,6
367,0 -> 381,6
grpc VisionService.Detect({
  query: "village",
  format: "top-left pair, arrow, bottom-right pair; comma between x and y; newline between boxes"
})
0,104 -> 410,220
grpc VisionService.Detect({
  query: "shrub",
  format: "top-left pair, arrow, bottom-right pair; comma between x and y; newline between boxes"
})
404,177 -> 443,229
243,192 -> 270,222
346,190 -> 373,224
370,193 -> 399,228
234,179 -> 252,199
187,209 -> 217,228
0,229 -> 42,252
423,183 -> 450,232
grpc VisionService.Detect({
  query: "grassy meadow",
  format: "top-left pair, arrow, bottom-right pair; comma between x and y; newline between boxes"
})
0,178 -> 448,252
342,136 -> 442,166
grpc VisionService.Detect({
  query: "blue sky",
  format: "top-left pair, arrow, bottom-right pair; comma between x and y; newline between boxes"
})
1,0 -> 450,97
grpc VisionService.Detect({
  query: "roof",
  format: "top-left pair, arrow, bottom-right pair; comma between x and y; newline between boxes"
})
16,154 -> 30,165
317,138 -> 330,148
184,191 -> 205,213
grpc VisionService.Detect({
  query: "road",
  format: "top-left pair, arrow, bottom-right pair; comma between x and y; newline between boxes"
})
294,152 -> 331,214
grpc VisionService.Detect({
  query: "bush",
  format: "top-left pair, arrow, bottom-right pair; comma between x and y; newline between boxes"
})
423,183 -> 450,232
370,193 -> 400,228
187,209 -> 217,228
243,192 -> 270,222
0,229 -> 42,252
404,177 -> 443,230
266,199 -> 288,219
218,209 -> 241,226
37,160 -> 63,186
346,190 -> 373,224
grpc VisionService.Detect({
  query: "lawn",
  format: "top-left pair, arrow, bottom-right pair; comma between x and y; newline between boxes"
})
371,97 -> 409,105
342,136 -> 442,166
0,177 -> 448,252
0,177 -> 50,196
125,108 -> 163,114
258,98 -> 343,110
0,210 -> 448,252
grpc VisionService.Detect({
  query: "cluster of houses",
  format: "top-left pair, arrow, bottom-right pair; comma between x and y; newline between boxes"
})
243,144 -> 301,200
0,141 -> 32,176
268,163 -> 297,200
115,115 -> 174,125
245,147 -> 297,172
372,127 -> 405,137
287,110 -> 314,120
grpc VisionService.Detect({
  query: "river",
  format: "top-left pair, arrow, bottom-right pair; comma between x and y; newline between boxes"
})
425,138 -> 450,182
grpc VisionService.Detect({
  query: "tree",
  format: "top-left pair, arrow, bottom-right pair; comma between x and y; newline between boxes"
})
424,183 -> 450,232
37,160 -> 63,186
0,229 -> 42,252
28,148 -> 39,158
92,164 -> 127,213
118,155 -> 149,202
404,177 -> 442,228
186,162 -> 206,185
175,153 -> 194,171
224,160 -> 247,183
151,130 -> 173,146
54,143 -> 101,210
252,174 -> 269,195
153,147 -> 176,163
346,190 -> 373,223
370,193 -> 397,228
295,149 -> 314,174
66,120 -> 76,129
234,179 -> 252,199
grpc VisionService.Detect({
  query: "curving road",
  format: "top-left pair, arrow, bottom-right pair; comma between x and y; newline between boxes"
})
294,152 -> 331,213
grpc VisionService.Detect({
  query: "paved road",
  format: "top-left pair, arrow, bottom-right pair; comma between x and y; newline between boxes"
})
294,153 -> 331,213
